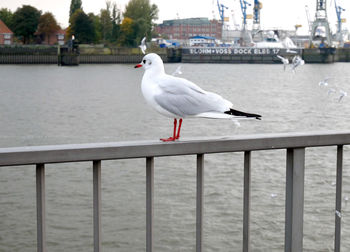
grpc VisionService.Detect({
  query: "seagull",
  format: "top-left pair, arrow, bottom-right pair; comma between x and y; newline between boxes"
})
139,37 -> 146,54
338,90 -> 347,102
319,77 -> 332,87
172,65 -> 182,76
291,55 -> 305,73
276,55 -> 289,71
327,88 -> 336,96
134,53 -> 262,142
286,49 -> 298,54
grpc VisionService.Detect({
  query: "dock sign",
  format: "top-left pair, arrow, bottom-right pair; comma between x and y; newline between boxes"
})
184,47 -> 282,55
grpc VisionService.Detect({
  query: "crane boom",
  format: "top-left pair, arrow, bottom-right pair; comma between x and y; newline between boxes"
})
239,0 -> 251,29
217,0 -> 229,24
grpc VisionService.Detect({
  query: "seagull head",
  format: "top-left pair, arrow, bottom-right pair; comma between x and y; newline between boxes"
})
134,53 -> 165,74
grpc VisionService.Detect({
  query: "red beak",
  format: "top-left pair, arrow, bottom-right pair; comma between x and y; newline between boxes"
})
134,64 -> 142,68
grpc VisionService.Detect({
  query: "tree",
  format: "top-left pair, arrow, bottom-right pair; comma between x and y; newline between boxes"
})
69,0 -> 82,19
122,0 -> 158,46
0,8 -> 14,30
37,12 -> 60,44
98,1 -> 120,44
100,9 -> 112,42
118,17 -> 134,46
69,9 -> 95,43
88,13 -> 102,43
12,5 -> 41,44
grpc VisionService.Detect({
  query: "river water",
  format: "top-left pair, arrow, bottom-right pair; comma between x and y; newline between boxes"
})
0,62 -> 350,251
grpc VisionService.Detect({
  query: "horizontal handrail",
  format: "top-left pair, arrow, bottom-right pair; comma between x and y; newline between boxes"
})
1,131 -> 350,166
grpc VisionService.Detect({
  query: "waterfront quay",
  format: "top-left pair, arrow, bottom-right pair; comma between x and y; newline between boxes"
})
0,45 -> 350,64
0,131 -> 349,251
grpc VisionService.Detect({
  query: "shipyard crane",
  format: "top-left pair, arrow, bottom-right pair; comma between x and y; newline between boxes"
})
334,0 -> 346,45
305,5 -> 312,34
239,0 -> 251,30
253,0 -> 262,31
309,0 -> 332,47
217,0 -> 229,25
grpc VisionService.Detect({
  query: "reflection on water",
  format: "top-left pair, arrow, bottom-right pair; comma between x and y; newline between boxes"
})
0,63 -> 350,251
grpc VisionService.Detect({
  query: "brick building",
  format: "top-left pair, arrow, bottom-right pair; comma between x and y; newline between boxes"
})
36,28 -> 66,45
154,18 -> 222,41
0,19 -> 13,45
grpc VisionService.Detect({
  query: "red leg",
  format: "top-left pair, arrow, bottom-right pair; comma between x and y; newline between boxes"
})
176,118 -> 183,139
160,119 -> 177,142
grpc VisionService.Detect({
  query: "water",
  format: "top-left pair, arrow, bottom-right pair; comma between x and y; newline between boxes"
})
1,62 -> 350,251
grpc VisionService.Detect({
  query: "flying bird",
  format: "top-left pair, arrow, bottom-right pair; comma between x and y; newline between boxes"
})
286,49 -> 298,54
327,88 -> 336,96
318,77 -> 332,87
276,55 -> 289,71
172,65 -> 183,76
338,90 -> 347,102
291,55 -> 305,73
134,53 -> 261,142
139,37 -> 146,54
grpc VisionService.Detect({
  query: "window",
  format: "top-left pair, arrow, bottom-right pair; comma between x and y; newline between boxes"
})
4,34 -> 11,39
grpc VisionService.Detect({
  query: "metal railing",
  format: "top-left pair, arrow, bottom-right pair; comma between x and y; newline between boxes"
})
1,131 -> 350,252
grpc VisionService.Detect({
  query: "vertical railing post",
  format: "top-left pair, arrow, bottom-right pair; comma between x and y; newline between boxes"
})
146,157 -> 154,252
285,148 -> 305,252
243,151 -> 251,252
93,160 -> 102,252
36,163 -> 46,252
335,145 -> 343,252
196,154 -> 204,252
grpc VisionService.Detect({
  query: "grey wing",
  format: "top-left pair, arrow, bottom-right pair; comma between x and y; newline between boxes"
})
154,76 -> 230,117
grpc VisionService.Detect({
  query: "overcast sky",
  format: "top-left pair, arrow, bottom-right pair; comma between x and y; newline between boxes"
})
1,0 -> 349,35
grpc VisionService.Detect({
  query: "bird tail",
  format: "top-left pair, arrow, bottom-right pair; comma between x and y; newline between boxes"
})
224,108 -> 262,120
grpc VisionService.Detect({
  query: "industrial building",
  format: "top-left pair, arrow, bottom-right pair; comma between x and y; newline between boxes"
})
154,18 -> 222,41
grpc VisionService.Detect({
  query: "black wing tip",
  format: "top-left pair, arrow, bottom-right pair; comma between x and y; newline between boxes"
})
225,108 -> 262,120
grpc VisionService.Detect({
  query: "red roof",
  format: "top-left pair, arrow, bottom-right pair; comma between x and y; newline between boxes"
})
0,19 -> 13,34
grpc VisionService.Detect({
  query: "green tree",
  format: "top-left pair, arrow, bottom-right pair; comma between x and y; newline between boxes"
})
12,5 -> 41,44
37,12 -> 60,44
122,0 -> 158,46
0,8 -> 14,30
69,0 -> 82,19
100,9 -> 112,42
118,17 -> 134,46
111,2 -> 121,42
88,12 -> 102,43
98,1 -> 120,44
69,9 -> 95,43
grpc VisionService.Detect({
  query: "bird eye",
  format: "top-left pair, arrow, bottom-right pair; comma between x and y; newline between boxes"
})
143,60 -> 146,64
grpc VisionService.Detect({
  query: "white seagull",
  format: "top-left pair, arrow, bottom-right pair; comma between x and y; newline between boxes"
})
276,55 -> 289,71
286,49 -> 298,54
139,37 -> 146,54
135,53 -> 261,142
338,90 -> 347,102
291,55 -> 305,73
172,65 -> 182,76
319,77 -> 332,87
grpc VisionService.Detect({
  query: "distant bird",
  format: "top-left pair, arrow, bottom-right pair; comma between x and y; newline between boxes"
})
338,90 -> 347,102
134,53 -> 261,141
318,77 -> 332,87
291,55 -> 305,73
172,65 -> 182,76
286,49 -> 298,54
327,88 -> 336,96
336,210 -> 342,219
139,37 -> 146,54
276,55 -> 289,71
